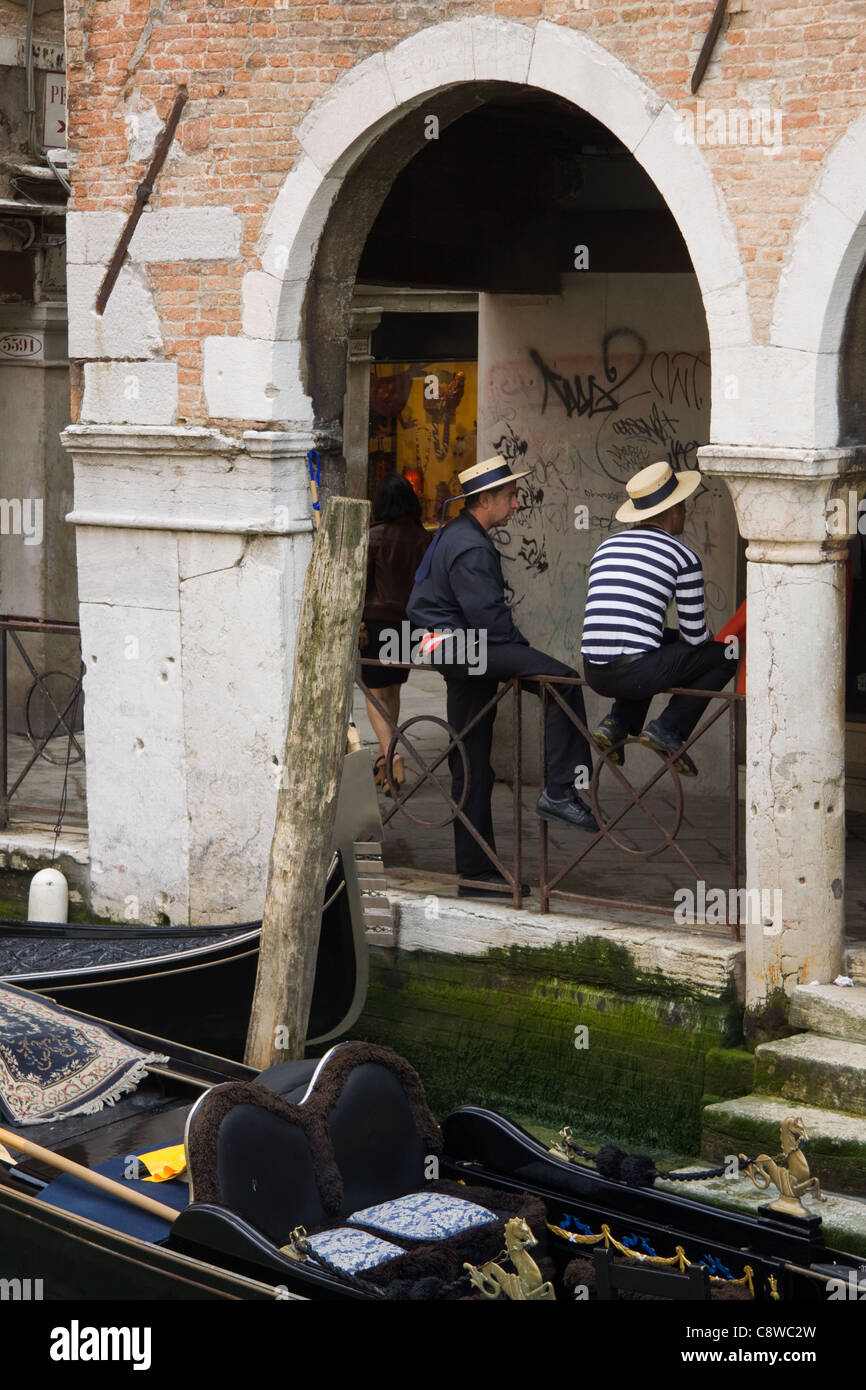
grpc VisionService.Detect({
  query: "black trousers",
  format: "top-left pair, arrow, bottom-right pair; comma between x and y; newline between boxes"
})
584,631 -> 738,740
441,643 -> 592,879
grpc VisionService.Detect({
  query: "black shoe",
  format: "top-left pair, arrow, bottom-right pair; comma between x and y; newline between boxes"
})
638,718 -> 698,777
592,714 -> 628,767
536,789 -> 600,833
457,872 -> 530,899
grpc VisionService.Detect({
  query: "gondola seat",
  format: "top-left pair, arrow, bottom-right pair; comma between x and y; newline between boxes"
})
185,1042 -> 548,1292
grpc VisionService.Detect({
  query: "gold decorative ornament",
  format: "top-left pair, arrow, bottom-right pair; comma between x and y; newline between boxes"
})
548,1125 -> 574,1163
547,1222 -> 755,1296
280,1225 -> 311,1261
464,1217 -> 556,1301
739,1115 -> 827,1218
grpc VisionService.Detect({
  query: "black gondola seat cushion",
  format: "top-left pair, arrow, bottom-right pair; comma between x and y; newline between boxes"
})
185,1042 -> 548,1292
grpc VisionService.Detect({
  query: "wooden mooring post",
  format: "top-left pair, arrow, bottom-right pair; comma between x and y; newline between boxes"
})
244,495 -> 370,1070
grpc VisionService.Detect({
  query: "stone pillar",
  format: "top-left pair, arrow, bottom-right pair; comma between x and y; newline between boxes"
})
701,446 -> 866,1021
62,424 -> 315,926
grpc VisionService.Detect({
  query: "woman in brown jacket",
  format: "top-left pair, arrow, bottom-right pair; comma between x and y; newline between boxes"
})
361,473 -> 431,790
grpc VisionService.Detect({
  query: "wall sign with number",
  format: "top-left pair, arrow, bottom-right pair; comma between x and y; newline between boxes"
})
43,72 -> 67,150
0,334 -> 45,361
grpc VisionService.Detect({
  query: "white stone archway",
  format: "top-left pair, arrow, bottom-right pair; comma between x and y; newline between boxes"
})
770,112 -> 866,450
202,17 -> 752,434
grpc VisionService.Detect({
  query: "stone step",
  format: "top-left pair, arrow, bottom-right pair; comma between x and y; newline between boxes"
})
701,1094 -> 866,1195
755,1033 -> 866,1116
790,983 -> 866,1044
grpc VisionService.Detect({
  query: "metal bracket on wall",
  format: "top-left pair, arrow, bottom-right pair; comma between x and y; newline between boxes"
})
94,87 -> 188,315
691,0 -> 730,94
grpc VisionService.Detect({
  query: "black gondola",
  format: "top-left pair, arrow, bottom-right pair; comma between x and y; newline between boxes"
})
0,747 -> 383,1056
0,850 -> 364,1059
0,1000 -> 859,1303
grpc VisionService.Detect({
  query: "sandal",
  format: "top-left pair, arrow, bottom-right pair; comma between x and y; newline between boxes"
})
383,754 -> 406,798
373,754 -> 387,789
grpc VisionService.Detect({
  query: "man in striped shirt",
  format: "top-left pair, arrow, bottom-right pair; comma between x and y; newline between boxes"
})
581,460 -> 737,777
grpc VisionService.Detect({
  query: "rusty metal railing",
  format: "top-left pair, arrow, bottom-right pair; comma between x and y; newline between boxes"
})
0,615 -> 85,829
356,660 -> 744,940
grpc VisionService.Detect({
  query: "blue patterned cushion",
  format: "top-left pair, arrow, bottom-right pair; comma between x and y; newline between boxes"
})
307,1227 -> 405,1274
347,1191 -> 496,1241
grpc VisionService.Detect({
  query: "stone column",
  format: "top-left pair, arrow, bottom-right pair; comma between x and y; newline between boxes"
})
701,446 -> 866,1022
62,424 -> 315,926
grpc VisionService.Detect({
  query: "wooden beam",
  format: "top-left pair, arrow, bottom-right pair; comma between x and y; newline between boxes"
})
244,495 -> 370,1069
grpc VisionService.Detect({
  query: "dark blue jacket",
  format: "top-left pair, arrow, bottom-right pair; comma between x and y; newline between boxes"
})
407,510 -> 528,646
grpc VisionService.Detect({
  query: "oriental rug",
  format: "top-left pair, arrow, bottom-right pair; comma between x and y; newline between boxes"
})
0,981 -> 167,1126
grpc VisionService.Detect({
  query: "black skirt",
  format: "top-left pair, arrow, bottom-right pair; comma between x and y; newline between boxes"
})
360,618 -> 411,688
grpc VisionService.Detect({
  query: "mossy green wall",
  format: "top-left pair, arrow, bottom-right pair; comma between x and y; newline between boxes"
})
338,941 -> 744,1152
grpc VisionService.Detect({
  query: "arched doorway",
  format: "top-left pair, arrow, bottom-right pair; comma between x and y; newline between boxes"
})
243,20 -> 752,894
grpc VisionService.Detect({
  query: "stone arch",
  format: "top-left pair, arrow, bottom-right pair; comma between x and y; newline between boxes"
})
770,112 -> 866,448
203,17 -> 751,433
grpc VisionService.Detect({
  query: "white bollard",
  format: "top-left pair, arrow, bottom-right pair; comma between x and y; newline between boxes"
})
28,868 -> 69,924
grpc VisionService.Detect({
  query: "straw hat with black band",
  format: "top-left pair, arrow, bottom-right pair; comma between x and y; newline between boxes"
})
615,460 -> 701,524
413,454 -> 531,583
457,455 -> 531,497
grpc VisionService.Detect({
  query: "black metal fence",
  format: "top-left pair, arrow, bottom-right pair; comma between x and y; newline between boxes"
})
356,660 -> 743,940
0,615 -> 84,829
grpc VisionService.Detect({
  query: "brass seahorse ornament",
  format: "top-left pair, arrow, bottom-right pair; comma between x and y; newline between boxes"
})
464,1217 -> 556,1301
739,1115 -> 827,1218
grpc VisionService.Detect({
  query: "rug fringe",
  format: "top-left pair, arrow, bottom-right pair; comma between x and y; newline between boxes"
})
21,1052 -> 170,1125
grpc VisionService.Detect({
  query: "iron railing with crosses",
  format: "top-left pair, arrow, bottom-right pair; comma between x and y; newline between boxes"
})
356,661 -> 744,940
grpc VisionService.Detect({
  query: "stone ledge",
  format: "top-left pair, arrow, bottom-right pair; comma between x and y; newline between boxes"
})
387,887 -> 744,1004
0,829 -> 90,901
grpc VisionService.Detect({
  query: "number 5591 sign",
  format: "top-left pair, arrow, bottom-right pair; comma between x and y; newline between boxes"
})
0,335 -> 44,361
43,73 -> 67,150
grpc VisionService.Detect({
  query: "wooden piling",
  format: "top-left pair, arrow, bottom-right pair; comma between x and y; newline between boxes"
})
244,495 -> 370,1069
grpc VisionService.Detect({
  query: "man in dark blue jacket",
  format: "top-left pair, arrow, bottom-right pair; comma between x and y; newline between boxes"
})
408,455 -> 597,898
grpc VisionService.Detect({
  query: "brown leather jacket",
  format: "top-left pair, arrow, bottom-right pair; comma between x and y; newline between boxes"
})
364,517 -> 431,623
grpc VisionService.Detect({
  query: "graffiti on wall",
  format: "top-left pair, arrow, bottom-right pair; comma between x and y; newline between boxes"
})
483,332 -> 718,661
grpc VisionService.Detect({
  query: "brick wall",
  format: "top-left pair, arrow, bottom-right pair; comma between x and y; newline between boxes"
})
62,0 -> 866,426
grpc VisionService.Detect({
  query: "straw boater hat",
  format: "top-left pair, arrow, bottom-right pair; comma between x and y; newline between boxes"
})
615,460 -> 701,523
457,455 -> 531,497
412,455 -> 532,585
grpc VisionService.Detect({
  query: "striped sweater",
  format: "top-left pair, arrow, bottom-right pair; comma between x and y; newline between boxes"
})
581,525 -> 710,661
